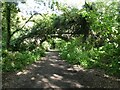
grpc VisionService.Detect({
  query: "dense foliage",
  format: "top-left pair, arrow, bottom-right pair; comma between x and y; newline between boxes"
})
57,1 -> 120,77
2,1 -> 120,77
2,2 -> 46,72
2,47 -> 45,72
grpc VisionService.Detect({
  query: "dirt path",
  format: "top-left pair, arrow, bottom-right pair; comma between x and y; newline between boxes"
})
2,50 -> 120,89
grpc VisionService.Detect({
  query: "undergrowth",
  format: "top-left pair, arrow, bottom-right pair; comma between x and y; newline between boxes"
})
2,47 -> 45,72
57,37 -> 120,77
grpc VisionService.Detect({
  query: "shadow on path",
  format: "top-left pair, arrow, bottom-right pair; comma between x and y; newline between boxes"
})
2,50 -> 120,89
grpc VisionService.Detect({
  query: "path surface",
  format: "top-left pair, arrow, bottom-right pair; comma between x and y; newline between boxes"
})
2,50 -> 120,88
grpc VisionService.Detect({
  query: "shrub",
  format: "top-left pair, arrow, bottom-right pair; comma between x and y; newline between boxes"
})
2,47 -> 45,72
58,37 -> 120,77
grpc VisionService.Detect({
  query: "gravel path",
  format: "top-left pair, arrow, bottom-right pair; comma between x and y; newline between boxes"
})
2,50 -> 120,89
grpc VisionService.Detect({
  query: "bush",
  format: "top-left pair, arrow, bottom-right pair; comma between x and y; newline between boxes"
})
2,47 -> 45,72
58,37 -> 120,77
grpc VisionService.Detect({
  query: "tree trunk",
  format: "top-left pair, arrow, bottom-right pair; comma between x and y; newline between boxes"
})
6,3 -> 11,50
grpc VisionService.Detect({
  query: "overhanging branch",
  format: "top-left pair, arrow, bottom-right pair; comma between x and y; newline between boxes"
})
11,13 -> 43,36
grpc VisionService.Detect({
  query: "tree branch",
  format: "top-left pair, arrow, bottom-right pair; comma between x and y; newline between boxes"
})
11,13 -> 43,36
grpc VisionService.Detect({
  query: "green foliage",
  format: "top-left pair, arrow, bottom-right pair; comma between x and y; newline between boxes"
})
2,1 -> 120,78
58,36 -> 120,77
2,47 -> 45,72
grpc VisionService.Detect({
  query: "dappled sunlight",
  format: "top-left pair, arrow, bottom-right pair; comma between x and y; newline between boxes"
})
50,74 -> 63,80
32,64 -> 37,68
49,84 -> 60,88
59,65 -> 65,69
67,68 -> 74,71
62,79 -> 84,88
49,59 -> 61,62
31,77 -> 35,81
2,0 -> 120,88
16,70 -> 30,76
50,63 -> 65,69
31,64 -> 41,68
37,81 -> 41,84
3,51 -> 119,88
72,82 -> 84,88
16,72 -> 23,76
41,57 -> 47,61
36,78 -> 61,88
73,65 -> 86,72
51,55 -> 59,59
42,78 -> 49,83
67,65 -> 86,72
50,63 -> 57,67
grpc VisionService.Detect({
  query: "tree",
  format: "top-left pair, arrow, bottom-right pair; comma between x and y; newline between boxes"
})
3,2 -> 19,50
5,2 -> 11,50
